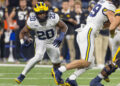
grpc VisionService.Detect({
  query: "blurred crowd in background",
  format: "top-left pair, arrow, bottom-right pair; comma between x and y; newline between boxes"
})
0,0 -> 113,67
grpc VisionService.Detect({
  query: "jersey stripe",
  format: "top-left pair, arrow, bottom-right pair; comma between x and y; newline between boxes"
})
115,9 -> 120,15
112,46 -> 120,62
85,28 -> 92,61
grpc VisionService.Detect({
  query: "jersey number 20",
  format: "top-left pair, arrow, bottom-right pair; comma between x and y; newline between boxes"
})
37,29 -> 54,40
89,4 -> 102,17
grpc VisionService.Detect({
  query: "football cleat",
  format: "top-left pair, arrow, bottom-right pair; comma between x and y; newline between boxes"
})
64,78 -> 78,86
51,68 -> 64,85
90,76 -> 104,86
15,74 -> 25,84
104,76 -> 110,82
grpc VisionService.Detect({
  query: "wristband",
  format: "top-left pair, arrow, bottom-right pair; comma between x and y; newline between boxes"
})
20,39 -> 24,44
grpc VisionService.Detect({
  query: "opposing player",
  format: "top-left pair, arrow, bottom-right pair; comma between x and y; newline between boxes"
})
90,6 -> 120,86
51,0 -> 119,86
15,2 -> 68,84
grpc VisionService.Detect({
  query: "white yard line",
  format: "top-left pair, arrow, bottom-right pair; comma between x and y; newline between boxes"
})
0,64 -> 119,70
0,77 -> 119,80
0,73 -> 50,74
0,72 -> 120,75
117,84 -> 120,86
0,74 -> 3,76
0,84 -> 117,86
0,84 -> 46,86
0,64 -> 52,68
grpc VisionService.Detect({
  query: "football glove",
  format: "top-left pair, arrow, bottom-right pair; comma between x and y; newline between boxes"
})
53,32 -> 65,47
20,38 -> 33,47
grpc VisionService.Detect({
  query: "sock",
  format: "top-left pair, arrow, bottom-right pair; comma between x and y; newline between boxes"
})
18,74 -> 25,79
69,68 -> 86,80
69,74 -> 77,80
95,76 -> 102,82
98,73 -> 104,79
58,66 -> 66,73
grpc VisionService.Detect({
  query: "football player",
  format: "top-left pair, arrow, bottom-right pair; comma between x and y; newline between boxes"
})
51,0 -> 119,86
90,4 -> 120,86
15,2 -> 68,84
9,0 -> 33,62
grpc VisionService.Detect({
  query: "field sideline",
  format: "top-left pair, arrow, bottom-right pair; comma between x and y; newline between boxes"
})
0,64 -> 120,86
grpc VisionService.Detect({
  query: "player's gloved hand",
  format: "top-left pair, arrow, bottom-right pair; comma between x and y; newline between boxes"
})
53,32 -> 65,47
20,38 -> 33,47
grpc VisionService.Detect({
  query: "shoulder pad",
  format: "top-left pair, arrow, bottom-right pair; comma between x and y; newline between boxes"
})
27,17 -> 35,29
104,2 -> 116,12
48,12 -> 60,24
48,12 -> 55,18
29,13 -> 37,21
29,12 -> 36,16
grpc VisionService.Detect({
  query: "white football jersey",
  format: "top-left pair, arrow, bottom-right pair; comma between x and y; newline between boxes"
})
27,12 -> 59,43
87,0 -> 116,31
